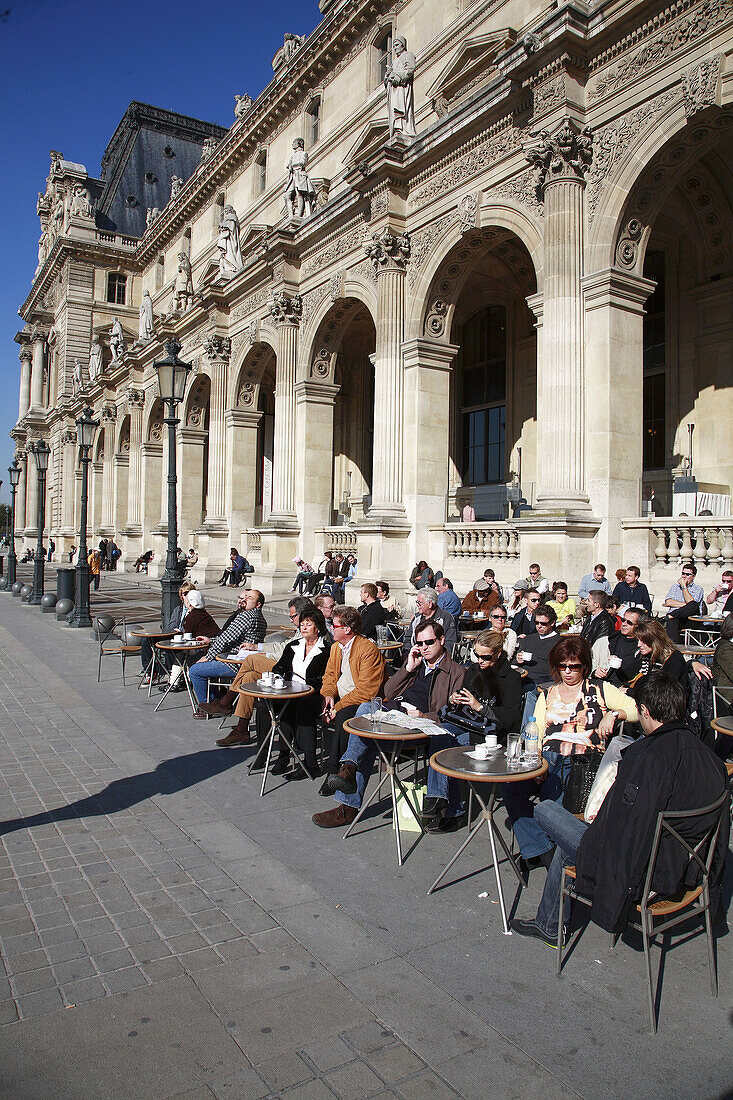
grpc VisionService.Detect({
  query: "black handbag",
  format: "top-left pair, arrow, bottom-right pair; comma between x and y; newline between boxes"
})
438,703 -> 496,737
562,749 -> 605,814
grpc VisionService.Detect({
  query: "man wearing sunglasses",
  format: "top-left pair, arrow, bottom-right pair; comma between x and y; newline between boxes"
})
314,620 -> 464,827
662,563 -> 705,644
594,607 -> 647,687
511,589 -> 542,637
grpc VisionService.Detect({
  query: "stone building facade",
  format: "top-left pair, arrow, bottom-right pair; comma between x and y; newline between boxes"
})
12,0 -> 733,597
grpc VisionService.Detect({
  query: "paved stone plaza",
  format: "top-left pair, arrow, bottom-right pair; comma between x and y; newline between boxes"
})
0,584 -> 731,1099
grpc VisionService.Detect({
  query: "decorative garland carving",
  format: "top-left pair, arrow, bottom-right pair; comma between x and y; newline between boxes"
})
231,286 -> 270,322
302,221 -> 368,276
349,257 -> 378,286
301,282 -> 331,327
370,192 -> 389,221
408,214 -> 456,288
409,124 -> 520,207
681,54 -> 722,118
494,168 -> 544,216
532,73 -> 565,116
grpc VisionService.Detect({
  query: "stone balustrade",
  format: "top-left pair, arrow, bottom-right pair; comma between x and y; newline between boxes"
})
244,529 -> 261,555
96,231 -> 137,249
442,523 -> 521,561
317,527 -> 358,553
622,518 -> 733,569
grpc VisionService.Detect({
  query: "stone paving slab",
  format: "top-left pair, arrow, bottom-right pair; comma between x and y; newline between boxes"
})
0,597 -> 731,1099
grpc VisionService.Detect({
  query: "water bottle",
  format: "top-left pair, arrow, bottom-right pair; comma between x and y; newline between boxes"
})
523,717 -> 539,767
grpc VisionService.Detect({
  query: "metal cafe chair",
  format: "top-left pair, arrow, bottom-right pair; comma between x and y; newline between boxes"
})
96,616 -> 141,685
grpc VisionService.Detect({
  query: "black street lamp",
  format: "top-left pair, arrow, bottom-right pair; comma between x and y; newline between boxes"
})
28,439 -> 50,605
154,338 -> 191,625
6,461 -> 20,590
67,407 -> 99,628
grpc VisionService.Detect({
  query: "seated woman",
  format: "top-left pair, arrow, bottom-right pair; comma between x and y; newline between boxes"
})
257,607 -> 332,780
546,581 -> 576,630
134,549 -> 154,572
503,636 -> 638,873
632,619 -> 711,701
712,616 -> 733,736
422,630 -> 524,832
410,560 -> 434,590
290,557 -> 314,595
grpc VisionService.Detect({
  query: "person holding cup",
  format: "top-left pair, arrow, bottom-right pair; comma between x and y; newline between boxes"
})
593,606 -> 648,687
515,605 -> 559,732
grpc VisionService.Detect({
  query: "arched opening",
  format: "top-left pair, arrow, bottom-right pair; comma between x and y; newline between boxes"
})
142,398 -> 164,546
256,362 -> 275,525
91,429 -> 105,535
182,374 -> 210,538
332,305 -> 376,522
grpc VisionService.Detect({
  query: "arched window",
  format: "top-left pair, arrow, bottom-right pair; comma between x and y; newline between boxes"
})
374,27 -> 392,88
456,306 -> 506,486
642,250 -> 666,471
307,97 -> 321,147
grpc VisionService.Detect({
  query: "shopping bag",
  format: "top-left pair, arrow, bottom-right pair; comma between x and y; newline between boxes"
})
393,781 -> 426,834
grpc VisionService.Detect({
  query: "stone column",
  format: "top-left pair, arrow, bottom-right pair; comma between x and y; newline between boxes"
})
202,335 -> 230,526
18,348 -> 32,421
15,450 -> 27,541
530,121 -> 593,512
226,408 -> 262,539
294,380 -> 339,564
100,406 -> 116,535
25,446 -> 39,539
365,228 -> 411,519
583,268 -> 656,567
60,429 -> 77,537
269,292 -> 301,520
30,327 -> 46,411
125,389 -> 145,532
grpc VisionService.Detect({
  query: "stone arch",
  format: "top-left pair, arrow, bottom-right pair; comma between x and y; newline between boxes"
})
230,341 -> 277,412
116,414 -> 130,454
184,375 -> 210,428
299,295 -> 375,384
146,398 -> 164,443
299,278 -> 377,358
588,101 -> 733,274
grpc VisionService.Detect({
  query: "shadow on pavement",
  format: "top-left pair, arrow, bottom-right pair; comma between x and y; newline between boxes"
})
0,749 -> 245,836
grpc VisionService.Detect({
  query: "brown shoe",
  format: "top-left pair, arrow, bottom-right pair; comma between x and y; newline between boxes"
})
326,762 -> 357,795
312,804 -> 359,828
216,731 -> 252,747
199,700 -> 234,717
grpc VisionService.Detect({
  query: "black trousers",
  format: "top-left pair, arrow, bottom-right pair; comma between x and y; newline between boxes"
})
664,601 -> 700,644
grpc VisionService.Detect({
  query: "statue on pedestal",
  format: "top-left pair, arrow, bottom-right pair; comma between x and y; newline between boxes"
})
109,319 -> 124,361
138,290 -> 155,341
171,254 -> 193,312
70,185 -> 93,218
170,175 -> 182,199
217,205 -> 243,276
73,358 -> 84,394
385,36 -> 417,139
89,334 -> 104,380
234,94 -> 253,120
284,139 -> 317,219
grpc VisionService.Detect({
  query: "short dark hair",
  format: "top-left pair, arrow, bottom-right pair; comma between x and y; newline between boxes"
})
635,672 -> 686,724
439,577 -> 454,589
333,605 -> 362,634
525,588 -> 541,599
289,596 -> 315,615
681,563 -> 697,575
535,605 -> 557,626
529,563 -> 541,571
415,619 -> 445,641
549,636 -> 592,680
483,569 -> 495,579
376,580 -> 390,595
588,590 -> 608,608
722,570 -> 733,580
299,607 -> 329,638
594,563 -> 606,572
626,565 -> 641,578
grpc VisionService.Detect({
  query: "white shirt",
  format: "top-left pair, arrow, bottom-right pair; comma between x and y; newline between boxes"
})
291,636 -> 326,681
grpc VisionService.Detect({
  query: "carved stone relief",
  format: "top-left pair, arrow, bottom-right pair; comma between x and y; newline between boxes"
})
408,214 -> 456,288
365,228 -> 411,274
525,120 -> 593,198
681,54 -> 722,118
270,290 -> 302,325
458,192 -> 478,233
186,377 -> 210,427
409,122 -> 519,208
494,168 -> 544,216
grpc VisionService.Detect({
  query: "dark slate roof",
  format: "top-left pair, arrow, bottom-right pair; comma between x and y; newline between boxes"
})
95,102 -> 228,238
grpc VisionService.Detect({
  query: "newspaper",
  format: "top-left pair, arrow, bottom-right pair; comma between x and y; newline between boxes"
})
361,710 -> 444,737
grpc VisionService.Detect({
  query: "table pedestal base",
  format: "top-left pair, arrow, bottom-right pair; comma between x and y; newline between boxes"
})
342,743 -> 425,866
248,698 -> 316,797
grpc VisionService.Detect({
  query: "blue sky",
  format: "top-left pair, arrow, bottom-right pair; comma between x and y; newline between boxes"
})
0,0 -> 320,503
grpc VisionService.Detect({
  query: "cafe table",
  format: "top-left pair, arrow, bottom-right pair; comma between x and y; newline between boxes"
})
340,716 -> 428,866
428,745 -> 548,935
129,628 -> 174,696
683,616 -> 724,648
677,643 -> 715,660
153,640 -> 207,714
237,678 -> 314,797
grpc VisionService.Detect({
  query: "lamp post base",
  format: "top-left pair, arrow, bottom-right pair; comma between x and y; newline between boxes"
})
161,569 -> 184,627
67,562 -> 93,627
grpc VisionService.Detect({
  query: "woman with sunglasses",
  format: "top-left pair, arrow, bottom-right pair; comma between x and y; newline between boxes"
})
485,606 -> 517,659
422,631 -> 523,831
503,636 -> 637,872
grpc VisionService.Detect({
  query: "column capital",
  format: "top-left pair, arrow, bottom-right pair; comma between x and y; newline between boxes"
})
30,325 -> 48,344
526,119 -> 593,199
60,429 -> 77,446
202,333 -> 232,362
270,290 -> 302,326
19,346 -> 32,363
101,404 -> 117,423
126,387 -> 146,409
365,227 -> 411,274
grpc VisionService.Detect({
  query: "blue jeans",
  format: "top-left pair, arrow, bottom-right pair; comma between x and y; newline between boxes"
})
502,749 -> 570,859
189,659 -> 236,703
426,722 -> 471,817
533,801 -> 588,937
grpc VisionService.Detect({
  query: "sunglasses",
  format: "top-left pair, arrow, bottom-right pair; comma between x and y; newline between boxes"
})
558,663 -> 583,671
416,638 -> 438,647
474,651 -> 495,661
622,618 -> 637,625
535,620 -> 551,627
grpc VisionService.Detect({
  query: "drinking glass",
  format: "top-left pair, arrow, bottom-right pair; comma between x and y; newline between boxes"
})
506,732 -> 522,770
370,697 -> 383,729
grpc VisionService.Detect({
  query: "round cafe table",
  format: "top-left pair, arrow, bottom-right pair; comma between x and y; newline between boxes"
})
428,745 -> 548,935
711,715 -> 733,740
129,629 -> 174,695
677,644 -> 715,659
237,679 -> 314,797
153,640 -> 207,714
341,716 -> 428,867
683,616 -> 724,648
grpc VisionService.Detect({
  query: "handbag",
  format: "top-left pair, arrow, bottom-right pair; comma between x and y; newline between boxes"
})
562,749 -> 605,814
438,703 -> 495,737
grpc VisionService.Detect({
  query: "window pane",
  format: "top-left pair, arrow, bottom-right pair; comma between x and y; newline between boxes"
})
456,305 -> 507,484
643,373 -> 666,470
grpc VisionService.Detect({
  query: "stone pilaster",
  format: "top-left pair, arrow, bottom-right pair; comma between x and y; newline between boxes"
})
225,408 -> 262,539
269,291 -> 301,521
529,121 -> 593,513
15,451 -> 27,540
125,389 -> 145,532
202,334 -> 230,527
100,405 -> 116,535
365,228 -> 411,520
30,327 -> 46,411
25,446 -> 39,539
60,429 -> 77,537
178,426 -> 207,548
294,380 -> 339,563
18,348 -> 32,421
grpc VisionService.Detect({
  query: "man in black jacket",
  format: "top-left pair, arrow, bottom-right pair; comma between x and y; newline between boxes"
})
510,589 -> 542,637
594,606 -> 647,687
358,583 -> 389,640
580,590 -> 615,649
511,673 -> 729,947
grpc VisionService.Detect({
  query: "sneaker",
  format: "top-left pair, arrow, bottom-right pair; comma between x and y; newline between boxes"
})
510,919 -> 566,948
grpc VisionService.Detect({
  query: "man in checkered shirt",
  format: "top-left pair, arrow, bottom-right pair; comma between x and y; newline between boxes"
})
190,590 -> 267,715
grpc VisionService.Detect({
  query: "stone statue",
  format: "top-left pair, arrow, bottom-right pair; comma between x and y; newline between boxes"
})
73,358 -> 84,394
234,94 -> 253,120
200,137 -> 218,162
171,253 -> 193,312
385,36 -> 417,139
217,205 -> 243,276
170,175 -> 182,199
70,185 -> 92,218
284,139 -> 317,219
272,33 -> 304,72
138,290 -> 154,341
89,334 -> 104,380
109,319 -> 124,361
145,207 -> 161,231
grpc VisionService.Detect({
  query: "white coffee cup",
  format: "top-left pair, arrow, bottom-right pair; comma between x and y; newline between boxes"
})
173,634 -> 184,643
183,632 -> 194,641
262,671 -> 273,685
609,655 -> 622,669
273,675 -> 285,688
520,650 -> 532,661
484,733 -> 498,750
473,743 -> 490,759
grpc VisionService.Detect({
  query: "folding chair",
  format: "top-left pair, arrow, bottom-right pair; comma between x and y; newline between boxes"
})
96,616 -> 141,685
556,787 -> 730,1033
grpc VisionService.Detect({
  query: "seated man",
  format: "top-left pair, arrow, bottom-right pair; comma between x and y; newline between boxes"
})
317,606 -> 385,793
461,578 -> 501,617
219,547 -> 253,587
662,563 -> 705,644
580,590 -> 615,668
578,563 -> 612,606
510,589 -> 542,638
511,674 -> 729,947
707,570 -> 733,615
435,577 -> 462,620
314,619 -> 461,828
402,588 -> 457,656
423,629 -> 523,831
613,565 -> 652,613
594,606 -> 647,687
314,593 -> 336,637
515,605 -> 559,728
358,583 -> 389,640
190,590 -> 267,715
